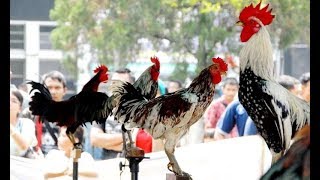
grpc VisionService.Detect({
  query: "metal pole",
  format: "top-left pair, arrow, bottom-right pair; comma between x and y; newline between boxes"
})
72,147 -> 82,180
73,161 -> 78,180
129,157 -> 141,180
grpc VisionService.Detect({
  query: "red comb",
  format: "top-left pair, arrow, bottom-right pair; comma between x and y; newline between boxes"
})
212,57 -> 228,72
239,1 -> 275,26
150,56 -> 160,70
93,64 -> 108,74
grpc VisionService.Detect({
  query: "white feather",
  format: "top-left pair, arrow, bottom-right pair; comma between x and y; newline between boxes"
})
239,19 -> 275,81
265,81 -> 310,129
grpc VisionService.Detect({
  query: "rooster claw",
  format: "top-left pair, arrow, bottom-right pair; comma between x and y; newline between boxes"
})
167,163 -> 192,179
167,162 -> 174,172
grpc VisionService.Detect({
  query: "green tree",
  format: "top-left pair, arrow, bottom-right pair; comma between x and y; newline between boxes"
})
50,0 -> 309,81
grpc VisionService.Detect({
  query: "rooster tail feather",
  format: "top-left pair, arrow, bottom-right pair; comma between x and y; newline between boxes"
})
112,81 -> 145,125
27,81 -> 53,118
27,81 -> 52,99
108,80 -> 128,95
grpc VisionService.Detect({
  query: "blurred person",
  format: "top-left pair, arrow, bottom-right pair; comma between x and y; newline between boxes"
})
224,52 -> 240,80
204,77 -> 239,141
24,70 -> 68,156
89,68 -> 134,159
214,99 -> 258,140
10,68 -> 31,111
43,126 -> 98,179
156,79 -> 167,97
18,82 -> 29,94
299,72 -> 310,102
277,75 -> 301,97
10,89 -> 38,158
167,79 -> 182,93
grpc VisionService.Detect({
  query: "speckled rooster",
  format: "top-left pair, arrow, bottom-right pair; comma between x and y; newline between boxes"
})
236,1 -> 310,162
112,57 -> 227,178
112,56 -> 160,152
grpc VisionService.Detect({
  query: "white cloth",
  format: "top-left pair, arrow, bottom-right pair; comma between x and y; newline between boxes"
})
43,150 -> 97,175
10,118 -> 38,156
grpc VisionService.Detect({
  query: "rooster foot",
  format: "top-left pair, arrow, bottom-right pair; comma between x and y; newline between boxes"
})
181,172 -> 193,180
73,142 -> 82,149
167,163 -> 192,179
126,145 -> 145,157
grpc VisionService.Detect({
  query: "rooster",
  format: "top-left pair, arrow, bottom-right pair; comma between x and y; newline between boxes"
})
236,2 -> 310,163
112,56 -> 160,152
112,57 -> 227,177
260,125 -> 310,180
28,65 -> 114,146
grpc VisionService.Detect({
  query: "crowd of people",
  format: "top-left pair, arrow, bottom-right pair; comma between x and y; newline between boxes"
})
10,59 -> 310,178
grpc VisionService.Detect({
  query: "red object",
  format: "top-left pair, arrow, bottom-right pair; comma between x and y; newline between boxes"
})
35,116 -> 42,148
135,129 -> 152,153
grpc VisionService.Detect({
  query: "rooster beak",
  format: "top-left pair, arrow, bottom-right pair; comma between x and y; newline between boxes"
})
236,21 -> 243,26
221,71 -> 227,76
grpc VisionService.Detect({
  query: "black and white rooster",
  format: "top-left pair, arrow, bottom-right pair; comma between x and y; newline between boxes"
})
236,2 -> 310,162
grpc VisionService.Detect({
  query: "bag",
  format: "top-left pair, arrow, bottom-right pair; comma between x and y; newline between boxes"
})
22,146 -> 44,159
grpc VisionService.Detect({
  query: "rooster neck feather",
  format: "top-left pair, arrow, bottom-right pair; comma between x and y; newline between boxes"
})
240,25 -> 275,81
134,67 -> 158,99
82,72 -> 101,92
188,67 -> 216,93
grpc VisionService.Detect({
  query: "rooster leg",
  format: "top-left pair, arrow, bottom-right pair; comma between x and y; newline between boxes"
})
164,140 -> 192,179
126,130 -> 134,148
66,126 -> 82,149
66,128 -> 76,145
121,130 -> 128,153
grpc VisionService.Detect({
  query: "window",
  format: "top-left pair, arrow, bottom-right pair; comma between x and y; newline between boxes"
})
10,59 -> 25,87
40,25 -> 56,50
10,24 -> 25,49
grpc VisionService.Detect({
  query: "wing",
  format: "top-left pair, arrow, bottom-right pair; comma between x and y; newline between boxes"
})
29,84 -> 112,127
29,91 -> 76,125
240,79 -> 289,153
75,91 -> 113,125
265,81 -> 310,130
129,89 -> 197,129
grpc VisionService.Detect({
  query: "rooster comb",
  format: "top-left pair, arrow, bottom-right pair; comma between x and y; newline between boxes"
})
150,56 -> 160,70
212,57 -> 228,72
93,64 -> 108,74
239,1 -> 275,26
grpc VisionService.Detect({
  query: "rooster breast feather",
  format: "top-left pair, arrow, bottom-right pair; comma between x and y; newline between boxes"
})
241,79 -> 310,153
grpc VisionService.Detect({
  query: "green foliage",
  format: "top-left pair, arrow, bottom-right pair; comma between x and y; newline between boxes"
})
170,61 -> 191,82
49,0 -> 309,81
